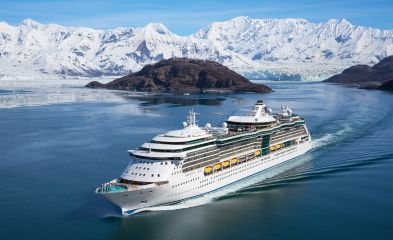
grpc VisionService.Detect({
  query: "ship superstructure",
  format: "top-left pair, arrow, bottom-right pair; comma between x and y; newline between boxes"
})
96,100 -> 312,215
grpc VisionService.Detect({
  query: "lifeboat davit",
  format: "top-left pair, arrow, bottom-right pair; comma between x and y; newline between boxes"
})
255,150 -> 261,155
222,160 -> 230,167
204,166 -> 213,174
230,158 -> 238,164
213,163 -> 222,170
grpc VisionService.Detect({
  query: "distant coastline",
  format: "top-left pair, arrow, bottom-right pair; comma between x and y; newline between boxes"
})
323,56 -> 393,91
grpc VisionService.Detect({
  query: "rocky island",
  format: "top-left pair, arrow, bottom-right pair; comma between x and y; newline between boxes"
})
323,56 -> 393,91
85,58 -> 272,93
375,80 -> 393,91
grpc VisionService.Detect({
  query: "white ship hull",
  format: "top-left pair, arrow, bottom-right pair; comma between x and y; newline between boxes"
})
101,140 -> 312,215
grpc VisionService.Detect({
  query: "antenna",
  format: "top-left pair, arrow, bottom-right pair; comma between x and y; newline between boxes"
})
187,109 -> 197,126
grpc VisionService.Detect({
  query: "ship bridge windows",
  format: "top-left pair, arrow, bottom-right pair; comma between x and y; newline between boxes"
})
139,147 -> 182,153
132,155 -> 182,160
149,137 -> 211,145
138,141 -> 215,153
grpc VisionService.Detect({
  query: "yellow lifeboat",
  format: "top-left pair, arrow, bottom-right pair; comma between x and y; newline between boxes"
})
204,166 -> 213,174
213,163 -> 222,170
230,158 -> 238,164
255,150 -> 261,155
270,145 -> 276,151
276,144 -> 281,150
222,161 -> 230,167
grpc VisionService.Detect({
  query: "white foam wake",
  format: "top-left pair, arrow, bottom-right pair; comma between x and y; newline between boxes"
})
312,124 -> 353,149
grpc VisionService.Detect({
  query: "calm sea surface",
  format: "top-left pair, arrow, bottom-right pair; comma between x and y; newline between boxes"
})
0,81 -> 392,240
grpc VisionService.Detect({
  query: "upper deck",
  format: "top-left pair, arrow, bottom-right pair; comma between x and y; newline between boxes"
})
129,100 -> 305,160
227,100 -> 276,125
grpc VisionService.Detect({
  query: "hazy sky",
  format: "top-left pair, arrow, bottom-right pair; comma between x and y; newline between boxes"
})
1,0 -> 392,34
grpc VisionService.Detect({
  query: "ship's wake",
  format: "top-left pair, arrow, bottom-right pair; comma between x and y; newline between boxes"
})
311,124 -> 352,149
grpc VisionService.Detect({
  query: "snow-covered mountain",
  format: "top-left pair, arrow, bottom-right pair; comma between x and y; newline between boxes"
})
1,16 -> 392,81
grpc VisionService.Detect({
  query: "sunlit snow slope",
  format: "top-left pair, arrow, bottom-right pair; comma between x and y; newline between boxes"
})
0,16 -> 392,81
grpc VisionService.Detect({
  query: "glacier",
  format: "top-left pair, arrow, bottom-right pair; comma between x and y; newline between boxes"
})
0,16 -> 392,81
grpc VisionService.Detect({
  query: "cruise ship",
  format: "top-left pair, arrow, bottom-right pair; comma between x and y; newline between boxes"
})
96,100 -> 312,215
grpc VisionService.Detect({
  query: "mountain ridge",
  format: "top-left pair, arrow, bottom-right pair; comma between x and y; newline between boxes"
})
1,16 -> 392,80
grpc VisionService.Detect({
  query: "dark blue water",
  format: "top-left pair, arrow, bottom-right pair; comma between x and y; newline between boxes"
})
0,82 -> 392,240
